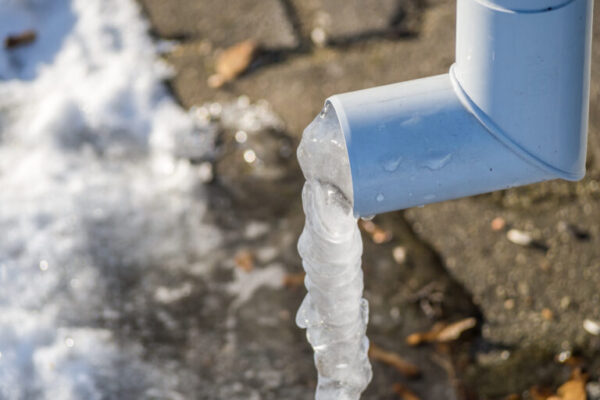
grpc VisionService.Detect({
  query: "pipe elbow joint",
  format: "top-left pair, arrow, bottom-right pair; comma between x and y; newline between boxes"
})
327,0 -> 593,216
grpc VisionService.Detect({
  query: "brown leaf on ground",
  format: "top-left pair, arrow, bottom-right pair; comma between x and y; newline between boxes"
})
406,318 -> 477,346
392,383 -> 421,400
435,317 -> 477,342
234,249 -> 254,272
282,272 -> 305,288
4,30 -> 36,49
359,220 -> 393,244
207,39 -> 258,88
406,322 -> 445,346
369,343 -> 421,378
531,369 -> 588,400
554,368 -> 588,400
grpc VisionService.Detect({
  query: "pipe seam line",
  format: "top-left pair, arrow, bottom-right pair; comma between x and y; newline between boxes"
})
448,64 -> 584,182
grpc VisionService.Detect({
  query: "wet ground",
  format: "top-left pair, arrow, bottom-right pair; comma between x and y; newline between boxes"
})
131,0 -> 600,398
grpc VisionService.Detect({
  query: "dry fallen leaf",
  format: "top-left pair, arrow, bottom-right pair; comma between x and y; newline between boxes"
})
4,30 -> 36,49
435,317 -> 477,342
359,220 -> 393,244
406,322 -> 445,346
208,39 -> 258,88
406,318 -> 477,346
392,383 -> 421,400
234,249 -> 254,272
369,343 -> 421,378
282,272 -> 305,288
533,369 -> 588,400
554,369 -> 588,400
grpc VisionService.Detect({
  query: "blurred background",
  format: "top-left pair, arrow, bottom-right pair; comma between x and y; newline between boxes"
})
0,0 -> 599,399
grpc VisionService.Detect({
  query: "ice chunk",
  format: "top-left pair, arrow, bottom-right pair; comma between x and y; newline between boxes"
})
296,105 -> 372,399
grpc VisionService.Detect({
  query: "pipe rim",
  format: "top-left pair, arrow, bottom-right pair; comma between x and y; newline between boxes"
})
475,0 -> 575,12
324,96 -> 357,209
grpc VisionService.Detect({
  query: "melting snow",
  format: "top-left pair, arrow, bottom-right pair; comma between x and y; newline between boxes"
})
227,264 -> 285,308
0,0 -> 221,398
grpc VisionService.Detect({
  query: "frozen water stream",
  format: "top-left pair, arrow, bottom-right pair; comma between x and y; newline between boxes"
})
296,105 -> 373,399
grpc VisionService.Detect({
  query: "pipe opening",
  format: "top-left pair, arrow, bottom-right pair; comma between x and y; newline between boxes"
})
297,103 -> 354,213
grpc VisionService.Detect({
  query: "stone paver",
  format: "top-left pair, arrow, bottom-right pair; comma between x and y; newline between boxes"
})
164,1 -> 455,137
290,0 -> 420,41
139,0 -> 298,48
406,181 -> 600,396
403,4 -> 600,397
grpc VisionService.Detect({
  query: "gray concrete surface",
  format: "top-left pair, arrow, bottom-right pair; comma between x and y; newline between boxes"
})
153,0 -> 455,137
137,0 -> 600,398
139,0 -> 297,48
289,0 -> 421,40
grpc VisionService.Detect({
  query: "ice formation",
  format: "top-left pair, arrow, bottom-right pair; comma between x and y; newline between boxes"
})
296,104 -> 373,399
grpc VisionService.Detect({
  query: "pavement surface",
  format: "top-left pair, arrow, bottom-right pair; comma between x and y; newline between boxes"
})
136,0 -> 600,398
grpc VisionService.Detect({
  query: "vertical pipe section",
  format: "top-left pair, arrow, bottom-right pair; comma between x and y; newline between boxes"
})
453,0 -> 594,179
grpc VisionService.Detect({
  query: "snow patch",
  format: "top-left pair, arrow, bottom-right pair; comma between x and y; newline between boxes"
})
0,0 -> 218,398
227,264 -> 286,308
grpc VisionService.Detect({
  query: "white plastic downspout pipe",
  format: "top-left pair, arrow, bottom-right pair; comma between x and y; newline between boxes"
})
327,0 -> 593,217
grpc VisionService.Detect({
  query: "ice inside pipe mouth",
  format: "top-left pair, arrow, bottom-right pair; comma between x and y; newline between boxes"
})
297,103 -> 354,215
296,104 -> 372,399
